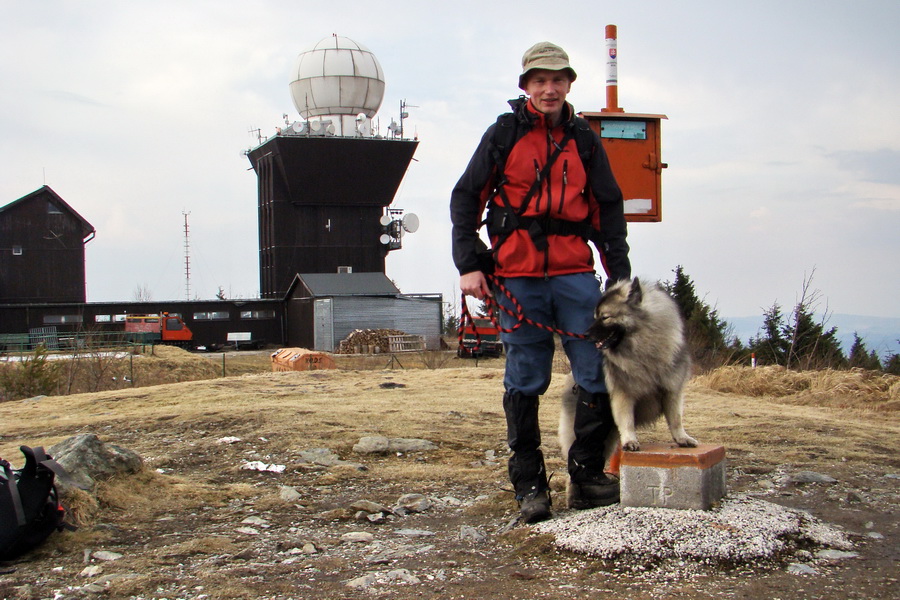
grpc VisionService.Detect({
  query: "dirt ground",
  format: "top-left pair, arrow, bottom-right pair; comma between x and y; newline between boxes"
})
1,358 -> 897,600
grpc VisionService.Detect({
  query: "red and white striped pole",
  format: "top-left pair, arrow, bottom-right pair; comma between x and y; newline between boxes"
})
604,24 -> 624,113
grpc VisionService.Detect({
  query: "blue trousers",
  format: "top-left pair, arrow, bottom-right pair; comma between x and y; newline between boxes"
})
497,273 -> 607,397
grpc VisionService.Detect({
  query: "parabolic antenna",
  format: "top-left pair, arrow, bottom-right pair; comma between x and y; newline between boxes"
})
401,213 -> 419,233
379,233 -> 391,244
379,214 -> 392,226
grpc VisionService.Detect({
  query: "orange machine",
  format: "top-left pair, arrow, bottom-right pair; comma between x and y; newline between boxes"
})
124,313 -> 193,345
580,25 -> 667,223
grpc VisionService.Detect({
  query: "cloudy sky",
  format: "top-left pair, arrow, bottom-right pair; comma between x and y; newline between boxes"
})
2,1 -> 898,327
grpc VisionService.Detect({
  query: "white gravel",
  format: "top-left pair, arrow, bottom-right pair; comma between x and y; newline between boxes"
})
533,494 -> 852,563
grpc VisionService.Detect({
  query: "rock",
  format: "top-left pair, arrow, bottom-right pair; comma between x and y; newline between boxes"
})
241,516 -> 270,528
816,549 -> 859,560
350,500 -> 392,514
394,529 -> 435,537
789,471 -> 837,484
49,434 -> 143,491
787,563 -> 817,575
80,565 -> 103,577
279,486 -> 302,502
396,493 -> 431,513
236,527 -> 259,535
342,532 -> 374,543
458,526 -> 487,543
91,551 -> 123,562
353,436 -> 437,454
301,542 -> 318,554
346,573 -> 378,589
389,438 -> 437,453
298,448 -> 366,470
386,568 -> 420,584
367,512 -> 387,524
353,436 -> 390,453
866,532 -> 884,539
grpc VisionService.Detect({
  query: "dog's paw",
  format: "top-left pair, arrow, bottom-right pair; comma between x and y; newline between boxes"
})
621,440 -> 641,452
675,435 -> 699,448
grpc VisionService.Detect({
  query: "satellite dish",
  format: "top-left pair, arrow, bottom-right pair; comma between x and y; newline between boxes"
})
356,113 -> 367,122
401,213 -> 419,233
379,233 -> 391,245
379,214 -> 392,226
292,121 -> 304,133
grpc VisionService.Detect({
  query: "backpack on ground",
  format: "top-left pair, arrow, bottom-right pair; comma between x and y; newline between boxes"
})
1,446 -> 74,561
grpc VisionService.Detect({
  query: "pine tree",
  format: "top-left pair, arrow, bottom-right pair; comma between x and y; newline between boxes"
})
664,266 -> 737,371
748,303 -> 790,366
848,333 -> 882,371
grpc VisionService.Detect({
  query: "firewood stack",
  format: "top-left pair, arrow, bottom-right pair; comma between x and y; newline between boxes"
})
337,328 -> 407,354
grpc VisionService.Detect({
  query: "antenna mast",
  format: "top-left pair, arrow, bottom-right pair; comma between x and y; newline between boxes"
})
183,211 -> 191,300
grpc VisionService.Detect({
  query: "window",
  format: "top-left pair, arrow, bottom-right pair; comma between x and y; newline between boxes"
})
43,315 -> 82,325
166,317 -> 183,330
194,311 -> 229,321
240,310 -> 275,320
47,202 -> 63,215
94,315 -> 112,323
12,246 -> 23,256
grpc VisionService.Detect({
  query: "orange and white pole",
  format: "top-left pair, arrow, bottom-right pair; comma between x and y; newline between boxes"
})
603,24 -> 624,113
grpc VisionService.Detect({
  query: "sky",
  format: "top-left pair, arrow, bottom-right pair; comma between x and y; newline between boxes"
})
2,1 -> 898,331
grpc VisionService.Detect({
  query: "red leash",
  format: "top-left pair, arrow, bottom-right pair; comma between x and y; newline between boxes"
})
457,274 -> 589,353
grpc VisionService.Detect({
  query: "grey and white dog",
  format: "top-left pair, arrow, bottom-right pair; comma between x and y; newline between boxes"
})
560,278 -> 698,468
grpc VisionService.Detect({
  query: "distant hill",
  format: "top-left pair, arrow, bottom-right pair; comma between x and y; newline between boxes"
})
726,314 -> 900,361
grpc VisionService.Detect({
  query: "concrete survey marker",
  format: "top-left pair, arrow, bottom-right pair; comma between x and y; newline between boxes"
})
620,443 -> 726,510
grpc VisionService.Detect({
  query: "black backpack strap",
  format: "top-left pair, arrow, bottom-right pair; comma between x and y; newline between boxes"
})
572,116 -> 596,166
22,445 -> 84,490
1,459 -> 27,526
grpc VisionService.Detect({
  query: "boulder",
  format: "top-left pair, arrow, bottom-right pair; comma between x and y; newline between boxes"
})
49,433 -> 143,491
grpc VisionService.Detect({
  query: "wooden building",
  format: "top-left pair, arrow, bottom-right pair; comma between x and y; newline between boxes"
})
0,186 -> 95,303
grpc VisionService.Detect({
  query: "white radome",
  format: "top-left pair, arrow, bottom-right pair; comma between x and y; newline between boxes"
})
289,35 -> 385,136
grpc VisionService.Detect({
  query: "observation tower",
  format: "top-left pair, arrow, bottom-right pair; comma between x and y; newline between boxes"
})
246,35 -> 418,298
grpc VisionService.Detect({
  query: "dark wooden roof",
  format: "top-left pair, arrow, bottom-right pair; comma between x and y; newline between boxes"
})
1,185 -> 95,239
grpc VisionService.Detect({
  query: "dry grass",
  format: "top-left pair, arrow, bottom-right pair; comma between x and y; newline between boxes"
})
693,365 -> 900,412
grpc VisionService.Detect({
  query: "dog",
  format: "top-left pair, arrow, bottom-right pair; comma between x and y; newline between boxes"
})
559,277 -> 698,474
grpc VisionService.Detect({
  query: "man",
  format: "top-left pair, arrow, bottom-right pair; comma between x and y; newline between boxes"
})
450,42 -> 631,523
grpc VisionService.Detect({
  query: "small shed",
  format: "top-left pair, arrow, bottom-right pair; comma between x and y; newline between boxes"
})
284,272 -> 442,352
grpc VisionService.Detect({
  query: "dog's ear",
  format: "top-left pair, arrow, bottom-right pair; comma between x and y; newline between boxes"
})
627,278 -> 643,306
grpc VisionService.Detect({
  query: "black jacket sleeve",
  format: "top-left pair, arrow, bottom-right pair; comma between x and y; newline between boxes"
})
586,130 -> 631,286
450,124 -> 498,275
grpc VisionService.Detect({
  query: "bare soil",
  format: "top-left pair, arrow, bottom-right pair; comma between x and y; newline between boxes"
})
1,356 -> 897,600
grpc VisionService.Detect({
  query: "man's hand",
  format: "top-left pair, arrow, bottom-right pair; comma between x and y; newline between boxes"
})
460,271 -> 492,300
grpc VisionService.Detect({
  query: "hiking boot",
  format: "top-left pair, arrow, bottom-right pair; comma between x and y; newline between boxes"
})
518,489 -> 551,523
567,472 -> 620,509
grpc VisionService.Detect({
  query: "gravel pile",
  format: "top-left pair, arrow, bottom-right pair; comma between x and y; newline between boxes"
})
534,494 -> 852,564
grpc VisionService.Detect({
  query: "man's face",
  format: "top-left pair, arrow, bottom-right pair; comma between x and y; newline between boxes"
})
524,69 -> 572,122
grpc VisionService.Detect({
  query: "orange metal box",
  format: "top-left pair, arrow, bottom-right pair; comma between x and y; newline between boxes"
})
581,111 -> 667,223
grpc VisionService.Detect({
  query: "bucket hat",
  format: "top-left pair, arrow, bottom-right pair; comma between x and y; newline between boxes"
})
518,41 -> 577,90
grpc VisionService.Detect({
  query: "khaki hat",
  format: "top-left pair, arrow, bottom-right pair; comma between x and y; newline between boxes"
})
518,41 -> 577,90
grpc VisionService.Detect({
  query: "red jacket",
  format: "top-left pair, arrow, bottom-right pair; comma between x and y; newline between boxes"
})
451,97 -> 630,283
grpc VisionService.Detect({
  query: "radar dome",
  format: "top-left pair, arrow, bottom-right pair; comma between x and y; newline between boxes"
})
289,35 -> 385,136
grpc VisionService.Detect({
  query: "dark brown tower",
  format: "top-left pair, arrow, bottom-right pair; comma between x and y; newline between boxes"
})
247,135 -> 417,298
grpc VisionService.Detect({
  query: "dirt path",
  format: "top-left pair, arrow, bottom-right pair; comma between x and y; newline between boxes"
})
1,367 -> 897,599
